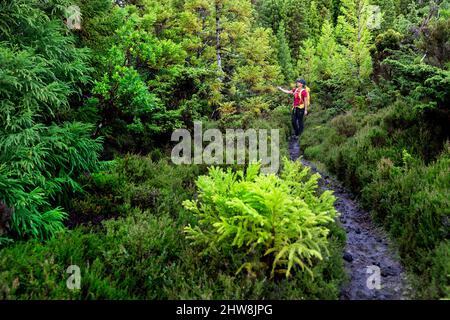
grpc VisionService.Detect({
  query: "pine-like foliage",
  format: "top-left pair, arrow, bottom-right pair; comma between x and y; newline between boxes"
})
0,0 -> 103,243
276,22 -> 296,83
183,158 -> 338,278
90,6 -> 187,145
383,54 -> 450,111
335,0 -> 373,94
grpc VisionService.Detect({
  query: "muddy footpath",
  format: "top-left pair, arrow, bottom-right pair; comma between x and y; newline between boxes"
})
289,137 -> 411,300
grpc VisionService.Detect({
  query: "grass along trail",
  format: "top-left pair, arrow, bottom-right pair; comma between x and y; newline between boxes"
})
289,136 -> 411,300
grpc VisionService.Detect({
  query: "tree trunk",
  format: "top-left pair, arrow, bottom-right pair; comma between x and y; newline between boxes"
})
215,1 -> 223,76
0,202 -> 12,236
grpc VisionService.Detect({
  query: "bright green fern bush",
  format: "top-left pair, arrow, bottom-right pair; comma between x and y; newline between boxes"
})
183,158 -> 338,279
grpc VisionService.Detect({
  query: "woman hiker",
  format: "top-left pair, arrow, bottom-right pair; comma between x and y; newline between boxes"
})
277,79 -> 310,140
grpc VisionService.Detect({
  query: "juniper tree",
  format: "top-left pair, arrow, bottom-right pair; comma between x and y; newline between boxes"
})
335,0 -> 374,96
0,0 -> 102,243
276,22 -> 296,83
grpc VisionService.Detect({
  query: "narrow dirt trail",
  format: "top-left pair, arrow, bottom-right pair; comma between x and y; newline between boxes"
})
289,137 -> 409,300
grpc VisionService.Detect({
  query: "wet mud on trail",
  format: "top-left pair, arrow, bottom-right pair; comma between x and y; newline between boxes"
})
289,137 -> 410,300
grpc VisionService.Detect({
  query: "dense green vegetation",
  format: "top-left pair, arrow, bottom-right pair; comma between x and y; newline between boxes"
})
0,154 -> 345,299
299,1 -> 450,299
0,0 -> 448,300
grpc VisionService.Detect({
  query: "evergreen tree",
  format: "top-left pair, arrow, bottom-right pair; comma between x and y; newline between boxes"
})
372,0 -> 397,31
283,0 -> 309,59
336,0 -> 374,94
307,1 -> 322,40
255,0 -> 285,32
0,0 -> 103,242
179,0 -> 254,106
89,5 -> 187,152
297,38 -> 318,86
277,22 -> 296,83
316,0 -> 335,22
231,27 -> 282,99
297,20 -> 344,105
316,20 -> 343,80
180,0 -> 253,75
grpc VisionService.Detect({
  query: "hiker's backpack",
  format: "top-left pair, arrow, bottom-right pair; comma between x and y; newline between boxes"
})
303,86 -> 311,105
298,86 -> 310,107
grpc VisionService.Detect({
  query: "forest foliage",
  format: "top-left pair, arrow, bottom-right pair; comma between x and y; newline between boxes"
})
0,0 -> 449,299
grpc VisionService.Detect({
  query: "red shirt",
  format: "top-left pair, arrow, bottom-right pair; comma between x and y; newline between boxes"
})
291,88 -> 308,107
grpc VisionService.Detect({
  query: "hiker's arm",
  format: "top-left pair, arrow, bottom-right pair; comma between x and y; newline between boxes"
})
277,87 -> 292,94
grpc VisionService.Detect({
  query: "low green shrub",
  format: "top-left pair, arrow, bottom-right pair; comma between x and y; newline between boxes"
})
69,155 -> 204,227
363,151 -> 450,268
69,168 -> 128,226
426,241 -> 450,299
0,228 -> 105,299
0,204 -> 346,300
330,112 -> 358,138
183,158 -> 339,279
0,209 -> 182,299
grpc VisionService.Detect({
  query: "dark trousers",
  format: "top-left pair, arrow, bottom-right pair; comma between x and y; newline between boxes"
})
291,107 -> 305,136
